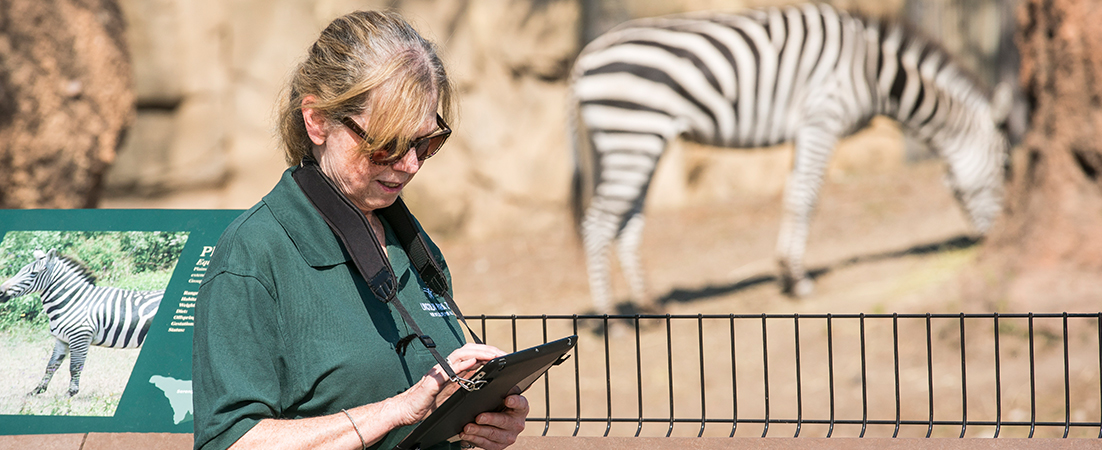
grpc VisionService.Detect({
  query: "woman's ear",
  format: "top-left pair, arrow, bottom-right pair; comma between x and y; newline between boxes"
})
301,96 -> 328,146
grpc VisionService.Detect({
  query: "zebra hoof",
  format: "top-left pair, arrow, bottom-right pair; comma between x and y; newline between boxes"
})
29,386 -> 47,396
791,278 -> 815,298
781,277 -> 815,298
67,390 -> 79,397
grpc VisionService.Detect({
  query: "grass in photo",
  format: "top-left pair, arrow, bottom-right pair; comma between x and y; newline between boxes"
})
0,230 -> 188,416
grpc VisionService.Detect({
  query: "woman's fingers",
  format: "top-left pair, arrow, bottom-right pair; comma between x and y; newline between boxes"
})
457,394 -> 529,450
445,343 -> 506,368
459,423 -> 516,450
403,343 -> 510,418
434,343 -> 507,382
477,394 -> 529,429
396,344 -> 519,437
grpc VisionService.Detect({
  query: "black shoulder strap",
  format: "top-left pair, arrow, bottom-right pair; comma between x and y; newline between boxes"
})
376,200 -> 482,344
292,158 -> 398,302
378,200 -> 483,345
292,157 -> 483,387
376,201 -> 449,299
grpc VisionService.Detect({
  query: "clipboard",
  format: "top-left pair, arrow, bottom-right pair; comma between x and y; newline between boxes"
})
392,335 -> 577,450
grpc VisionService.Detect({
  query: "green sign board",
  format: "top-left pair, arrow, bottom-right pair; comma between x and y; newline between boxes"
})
0,209 -> 242,435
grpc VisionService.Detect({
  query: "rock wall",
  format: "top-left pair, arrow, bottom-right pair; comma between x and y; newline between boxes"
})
0,0 -> 134,208
102,0 -> 930,240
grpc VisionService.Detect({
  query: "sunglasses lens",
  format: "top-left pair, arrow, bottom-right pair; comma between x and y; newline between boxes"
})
369,142 -> 401,165
366,124 -> 449,165
415,134 -> 448,161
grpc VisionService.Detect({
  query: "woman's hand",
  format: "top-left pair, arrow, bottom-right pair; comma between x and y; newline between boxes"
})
458,393 -> 529,450
390,343 -> 530,449
390,344 -> 507,427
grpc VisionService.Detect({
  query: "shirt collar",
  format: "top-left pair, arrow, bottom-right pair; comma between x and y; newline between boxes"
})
264,168 -> 351,267
264,167 -> 408,273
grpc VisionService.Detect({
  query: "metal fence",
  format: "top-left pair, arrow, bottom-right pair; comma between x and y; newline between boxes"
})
464,312 -> 1102,439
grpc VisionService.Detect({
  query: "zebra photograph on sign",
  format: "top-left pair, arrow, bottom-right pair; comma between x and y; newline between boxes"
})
569,3 -> 1015,314
0,230 -> 187,417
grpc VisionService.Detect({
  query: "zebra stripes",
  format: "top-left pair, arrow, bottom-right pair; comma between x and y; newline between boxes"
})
0,249 -> 163,396
570,3 -> 1013,313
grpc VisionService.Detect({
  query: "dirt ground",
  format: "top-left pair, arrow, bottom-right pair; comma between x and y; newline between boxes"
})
435,154 -> 1102,439
2,150 -> 1097,438
441,157 -> 1001,318
0,326 -> 137,416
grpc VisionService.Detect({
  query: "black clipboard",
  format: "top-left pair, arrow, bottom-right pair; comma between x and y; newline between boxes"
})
392,335 -> 577,450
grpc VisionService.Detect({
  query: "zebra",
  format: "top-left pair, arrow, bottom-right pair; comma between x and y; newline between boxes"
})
569,3 -> 1014,314
0,249 -> 164,396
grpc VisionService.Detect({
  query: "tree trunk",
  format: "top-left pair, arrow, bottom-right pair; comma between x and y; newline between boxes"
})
0,0 -> 134,208
974,0 -> 1102,310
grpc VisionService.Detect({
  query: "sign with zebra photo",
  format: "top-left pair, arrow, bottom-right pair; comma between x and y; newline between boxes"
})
0,209 -> 241,435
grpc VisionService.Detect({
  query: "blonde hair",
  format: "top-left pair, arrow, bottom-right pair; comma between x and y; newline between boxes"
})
278,10 -> 455,166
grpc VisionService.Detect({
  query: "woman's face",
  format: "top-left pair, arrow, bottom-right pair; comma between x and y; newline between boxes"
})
311,107 -> 438,213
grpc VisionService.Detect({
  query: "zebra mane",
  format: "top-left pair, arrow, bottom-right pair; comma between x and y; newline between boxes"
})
606,4 -> 996,98
53,254 -> 98,285
849,5 -> 994,97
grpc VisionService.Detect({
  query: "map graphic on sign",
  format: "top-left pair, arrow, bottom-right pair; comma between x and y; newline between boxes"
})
150,375 -> 194,425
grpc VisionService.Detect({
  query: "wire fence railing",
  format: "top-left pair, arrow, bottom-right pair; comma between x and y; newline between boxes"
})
464,312 -> 1102,439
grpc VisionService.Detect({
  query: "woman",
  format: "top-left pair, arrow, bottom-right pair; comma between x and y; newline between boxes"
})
192,11 -> 528,450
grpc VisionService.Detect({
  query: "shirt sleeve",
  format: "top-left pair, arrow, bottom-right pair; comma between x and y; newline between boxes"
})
192,270 -> 284,450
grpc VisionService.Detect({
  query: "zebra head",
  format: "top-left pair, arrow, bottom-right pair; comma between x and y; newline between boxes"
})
0,249 -> 55,303
940,82 -> 1015,235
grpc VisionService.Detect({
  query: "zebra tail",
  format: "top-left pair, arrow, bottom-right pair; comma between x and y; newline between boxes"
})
570,166 -> 584,240
567,71 -> 595,241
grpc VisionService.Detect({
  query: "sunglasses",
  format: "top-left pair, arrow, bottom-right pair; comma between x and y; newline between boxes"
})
340,114 -> 451,166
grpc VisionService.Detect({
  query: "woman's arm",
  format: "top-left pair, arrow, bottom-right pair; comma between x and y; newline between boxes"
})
228,344 -> 520,450
228,403 -> 394,450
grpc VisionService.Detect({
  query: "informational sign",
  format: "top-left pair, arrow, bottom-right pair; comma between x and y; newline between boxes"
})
0,209 -> 242,435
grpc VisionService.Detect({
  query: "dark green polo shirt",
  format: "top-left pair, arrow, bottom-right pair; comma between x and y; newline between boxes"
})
193,168 -> 466,450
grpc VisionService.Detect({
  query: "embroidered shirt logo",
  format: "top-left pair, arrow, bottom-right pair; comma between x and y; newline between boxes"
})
421,288 -> 454,317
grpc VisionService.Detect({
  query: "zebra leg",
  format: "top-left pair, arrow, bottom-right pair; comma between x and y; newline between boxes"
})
776,125 -> 840,297
31,339 -> 69,395
577,124 -> 668,314
582,207 -> 619,314
615,211 -> 651,311
64,336 -> 92,396
582,161 -> 660,314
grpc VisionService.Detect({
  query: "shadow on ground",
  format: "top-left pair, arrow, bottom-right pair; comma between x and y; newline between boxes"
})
654,234 -> 981,306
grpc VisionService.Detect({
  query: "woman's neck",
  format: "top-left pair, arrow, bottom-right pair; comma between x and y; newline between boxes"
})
365,211 -> 388,257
